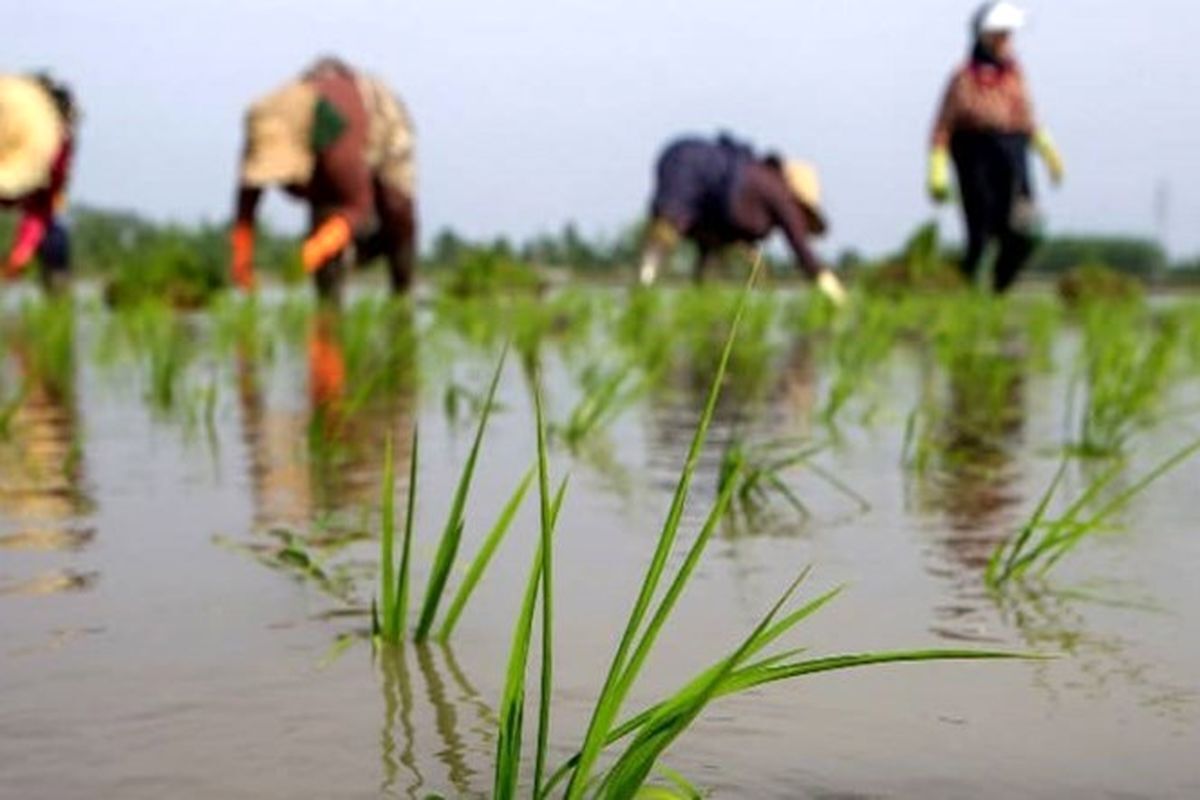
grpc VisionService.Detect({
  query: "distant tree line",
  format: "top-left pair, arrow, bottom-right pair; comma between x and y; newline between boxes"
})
1,205 -> 1198,285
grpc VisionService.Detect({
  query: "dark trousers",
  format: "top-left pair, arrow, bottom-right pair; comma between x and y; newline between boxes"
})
36,218 -> 71,293
951,131 -> 1037,293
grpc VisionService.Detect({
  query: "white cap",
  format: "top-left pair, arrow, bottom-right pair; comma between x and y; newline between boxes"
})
973,2 -> 1027,36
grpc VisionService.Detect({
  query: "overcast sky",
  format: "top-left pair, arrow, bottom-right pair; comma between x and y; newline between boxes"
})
9,0 -> 1200,258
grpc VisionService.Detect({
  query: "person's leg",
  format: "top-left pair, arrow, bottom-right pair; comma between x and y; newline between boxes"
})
993,229 -> 1035,293
951,137 -> 993,285
992,137 -> 1038,293
639,142 -> 700,285
313,252 -> 348,304
692,247 -> 717,285
638,218 -> 679,286
374,182 -> 417,295
36,219 -> 71,294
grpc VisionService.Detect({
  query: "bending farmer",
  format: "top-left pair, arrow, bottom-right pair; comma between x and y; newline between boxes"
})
928,2 -> 1064,292
0,74 -> 77,293
638,133 -> 847,305
231,57 -> 416,301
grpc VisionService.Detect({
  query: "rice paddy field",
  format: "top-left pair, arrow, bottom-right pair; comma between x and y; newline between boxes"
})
2,277 -> 1199,798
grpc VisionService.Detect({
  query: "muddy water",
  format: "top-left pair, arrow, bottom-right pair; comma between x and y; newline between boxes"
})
1,290 -> 1198,799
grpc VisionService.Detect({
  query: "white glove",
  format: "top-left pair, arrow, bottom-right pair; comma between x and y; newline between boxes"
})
815,270 -> 848,307
638,251 -> 664,286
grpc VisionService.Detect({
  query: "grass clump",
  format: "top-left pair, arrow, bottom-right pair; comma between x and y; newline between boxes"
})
1057,263 -> 1143,309
440,246 -> 546,298
857,222 -> 965,297
102,226 -> 229,309
1070,304 -> 1177,457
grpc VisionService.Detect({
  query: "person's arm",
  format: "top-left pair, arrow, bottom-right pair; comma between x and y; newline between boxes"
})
5,206 -> 49,277
927,72 -> 961,203
1015,70 -> 1064,186
767,180 -> 822,280
230,186 -> 261,290
5,140 -> 71,278
763,175 -> 847,305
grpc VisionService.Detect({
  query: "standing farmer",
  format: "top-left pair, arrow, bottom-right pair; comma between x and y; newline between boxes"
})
231,57 -> 416,301
0,74 -> 77,293
928,2 -> 1065,292
637,133 -> 847,305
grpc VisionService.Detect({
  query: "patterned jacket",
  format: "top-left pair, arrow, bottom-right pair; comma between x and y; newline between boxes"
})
238,59 -> 415,234
931,60 -> 1036,147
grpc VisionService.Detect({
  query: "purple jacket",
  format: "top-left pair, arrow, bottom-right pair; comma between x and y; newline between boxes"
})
650,135 -> 822,278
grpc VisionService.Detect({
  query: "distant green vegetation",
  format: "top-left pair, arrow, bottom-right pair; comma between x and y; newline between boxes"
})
4,206 -> 1200,307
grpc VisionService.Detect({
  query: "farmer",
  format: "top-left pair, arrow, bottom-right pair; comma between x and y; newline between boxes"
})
927,1 -> 1065,292
230,57 -> 416,301
0,74 -> 77,293
636,133 -> 847,305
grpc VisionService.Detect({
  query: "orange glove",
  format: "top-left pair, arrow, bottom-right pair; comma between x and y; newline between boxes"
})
230,223 -> 256,290
301,215 -> 352,274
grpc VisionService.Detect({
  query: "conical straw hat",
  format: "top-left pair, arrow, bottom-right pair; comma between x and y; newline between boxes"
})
240,81 -> 318,187
0,76 -> 64,200
783,159 -> 829,236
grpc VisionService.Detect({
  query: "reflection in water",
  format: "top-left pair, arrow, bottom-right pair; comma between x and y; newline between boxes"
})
380,645 -> 423,797
0,303 -> 95,597
907,341 -> 1192,719
999,582 -> 1195,726
235,304 -> 417,530
911,346 -> 1027,643
0,526 -> 94,551
642,344 -> 768,509
378,645 -> 494,798
772,337 -> 818,436
0,569 -> 98,597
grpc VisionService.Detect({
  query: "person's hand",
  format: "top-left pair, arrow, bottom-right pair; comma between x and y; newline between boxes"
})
302,215 -> 352,274
815,269 -> 848,307
1034,130 -> 1065,187
230,223 -> 256,291
927,147 -> 952,204
3,258 -> 24,282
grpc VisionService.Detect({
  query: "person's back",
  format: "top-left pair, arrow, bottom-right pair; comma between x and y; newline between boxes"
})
652,134 -> 755,241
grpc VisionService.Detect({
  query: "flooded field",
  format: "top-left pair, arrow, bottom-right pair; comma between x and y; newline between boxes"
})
1,284 -> 1199,799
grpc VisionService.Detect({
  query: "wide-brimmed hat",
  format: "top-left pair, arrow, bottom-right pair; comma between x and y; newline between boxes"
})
240,81 -> 318,187
0,75 -> 64,200
783,160 -> 829,236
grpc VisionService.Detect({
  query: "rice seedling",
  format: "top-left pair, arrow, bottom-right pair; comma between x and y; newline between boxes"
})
1069,304 -> 1178,457
463,260 -> 1022,798
718,436 -> 870,522
818,298 -> 902,428
372,347 -> 508,645
438,466 -> 535,641
493,388 -> 567,799
13,296 -> 76,396
96,298 -> 197,415
986,436 -> 1200,589
373,431 -> 419,644
552,361 -> 644,452
414,347 -> 507,640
